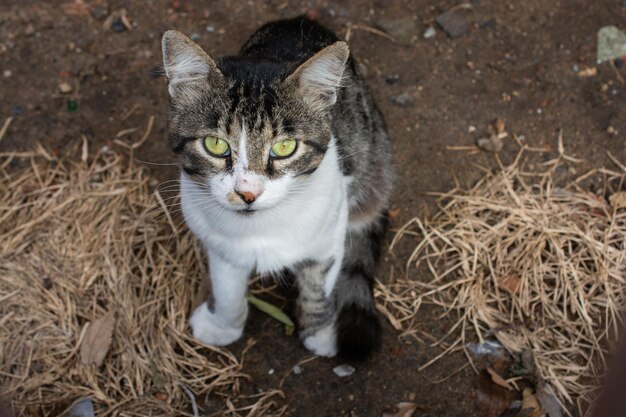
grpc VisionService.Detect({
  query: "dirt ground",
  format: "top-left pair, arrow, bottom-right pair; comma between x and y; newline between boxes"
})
1,0 -> 625,416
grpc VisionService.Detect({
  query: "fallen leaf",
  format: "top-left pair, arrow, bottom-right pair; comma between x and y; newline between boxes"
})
518,388 -> 544,417
150,361 -> 167,390
487,367 -> 513,391
609,192 -> 626,209
497,275 -> 521,294
476,370 -> 516,417
80,311 -> 116,366
61,0 -> 90,16
382,402 -> 418,417
247,294 -> 295,336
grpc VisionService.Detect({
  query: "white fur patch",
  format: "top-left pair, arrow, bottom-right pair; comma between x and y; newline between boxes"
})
189,302 -> 245,346
302,323 -> 338,357
182,137 -> 349,352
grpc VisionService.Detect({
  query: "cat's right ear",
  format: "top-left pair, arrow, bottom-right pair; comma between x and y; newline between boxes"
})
161,30 -> 222,97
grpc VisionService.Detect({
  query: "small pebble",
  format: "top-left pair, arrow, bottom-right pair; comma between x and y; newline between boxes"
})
59,82 -> 73,94
480,19 -> 496,30
69,398 -> 95,417
91,5 -> 108,20
206,25 -> 215,33
607,126 -> 617,135
111,19 -> 126,33
292,365 -> 302,375
268,368 -> 274,375
332,364 -> 355,377
389,92 -> 414,108
384,74 -> 400,85
25,23 -> 35,36
3,69 -> 11,78
423,26 -> 436,39
190,33 -> 201,41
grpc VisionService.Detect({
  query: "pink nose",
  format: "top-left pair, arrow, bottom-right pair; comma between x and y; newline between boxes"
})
235,190 -> 258,204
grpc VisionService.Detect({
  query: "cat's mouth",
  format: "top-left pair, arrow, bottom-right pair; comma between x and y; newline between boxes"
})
236,207 -> 256,216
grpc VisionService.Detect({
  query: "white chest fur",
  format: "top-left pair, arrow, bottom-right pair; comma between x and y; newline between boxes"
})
180,142 -> 349,274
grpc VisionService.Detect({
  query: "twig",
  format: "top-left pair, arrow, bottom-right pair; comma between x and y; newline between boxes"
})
350,24 -> 398,43
609,59 -> 625,85
0,117 -> 13,143
178,383 -> 200,417
606,151 -> 626,172
113,115 -> 154,150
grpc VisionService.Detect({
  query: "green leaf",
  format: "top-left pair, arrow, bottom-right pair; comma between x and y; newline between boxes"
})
247,294 -> 295,336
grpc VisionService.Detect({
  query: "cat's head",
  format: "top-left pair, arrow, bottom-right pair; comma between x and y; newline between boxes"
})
161,30 -> 349,214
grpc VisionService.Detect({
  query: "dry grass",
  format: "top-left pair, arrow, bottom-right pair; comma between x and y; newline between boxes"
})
386,142 -> 626,413
0,146 -> 286,416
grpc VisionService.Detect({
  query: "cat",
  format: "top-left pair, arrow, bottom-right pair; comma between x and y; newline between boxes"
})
161,16 -> 393,359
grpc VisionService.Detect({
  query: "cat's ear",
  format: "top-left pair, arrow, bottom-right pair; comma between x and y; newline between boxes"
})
285,41 -> 350,110
161,30 -> 222,97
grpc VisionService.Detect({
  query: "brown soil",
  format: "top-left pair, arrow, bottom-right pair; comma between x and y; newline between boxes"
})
1,1 -> 624,416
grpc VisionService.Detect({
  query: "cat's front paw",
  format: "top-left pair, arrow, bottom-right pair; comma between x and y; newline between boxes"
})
189,302 -> 245,346
302,324 -> 337,357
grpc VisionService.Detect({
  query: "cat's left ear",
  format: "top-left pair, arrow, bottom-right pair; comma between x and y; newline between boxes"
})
285,41 -> 350,110
161,30 -> 223,97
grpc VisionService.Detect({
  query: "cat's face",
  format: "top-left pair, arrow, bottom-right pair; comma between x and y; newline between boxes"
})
162,31 -> 349,214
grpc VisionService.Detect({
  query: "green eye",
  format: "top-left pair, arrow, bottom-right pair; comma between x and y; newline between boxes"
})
270,139 -> 297,158
204,136 -> 230,157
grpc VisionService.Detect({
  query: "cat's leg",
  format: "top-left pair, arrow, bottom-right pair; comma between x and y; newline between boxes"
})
333,213 -> 389,359
189,251 -> 251,346
296,258 -> 342,357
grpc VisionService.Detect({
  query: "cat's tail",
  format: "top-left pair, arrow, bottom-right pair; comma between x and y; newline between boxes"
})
334,214 -> 388,360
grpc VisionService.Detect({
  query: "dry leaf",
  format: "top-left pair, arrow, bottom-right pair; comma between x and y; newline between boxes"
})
61,0 -> 90,16
476,370 -> 516,417
381,402 -> 417,417
80,311 -> 116,366
517,388 -> 545,417
609,192 -> 626,209
487,367 -> 513,391
497,275 -> 521,294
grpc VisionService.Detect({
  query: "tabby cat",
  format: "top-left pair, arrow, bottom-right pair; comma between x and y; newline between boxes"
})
161,16 -> 393,359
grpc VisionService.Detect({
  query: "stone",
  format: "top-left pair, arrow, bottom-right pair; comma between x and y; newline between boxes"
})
389,92 -> 414,108
436,10 -> 470,38
59,82 -> 73,94
91,5 -> 108,20
423,26 -> 436,39
332,364 -> 355,377
597,26 -> 626,63
376,16 -> 417,45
